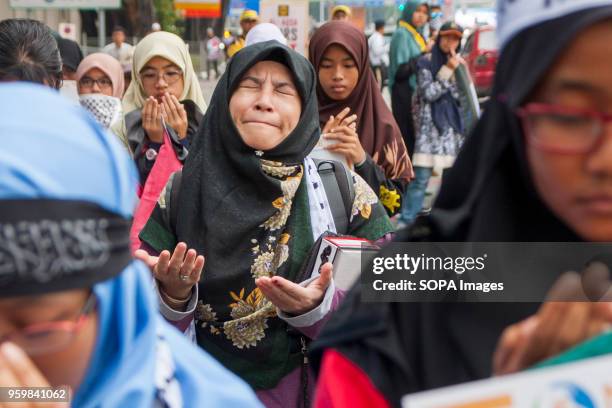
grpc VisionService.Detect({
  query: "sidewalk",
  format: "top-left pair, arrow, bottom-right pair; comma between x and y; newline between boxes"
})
199,75 -> 220,105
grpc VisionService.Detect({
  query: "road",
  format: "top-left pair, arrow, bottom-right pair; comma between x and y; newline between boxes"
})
199,77 -> 220,105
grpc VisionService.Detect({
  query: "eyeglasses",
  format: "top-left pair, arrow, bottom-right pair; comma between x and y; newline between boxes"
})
516,103 -> 612,154
0,293 -> 97,356
139,69 -> 183,86
79,76 -> 113,90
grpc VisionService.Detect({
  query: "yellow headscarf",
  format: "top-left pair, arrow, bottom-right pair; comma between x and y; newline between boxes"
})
398,20 -> 427,52
240,9 -> 259,22
122,31 -> 207,114
331,5 -> 352,18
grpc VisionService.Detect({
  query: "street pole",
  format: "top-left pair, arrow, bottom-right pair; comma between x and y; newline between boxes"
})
319,0 -> 325,23
98,8 -> 106,50
200,40 -> 205,78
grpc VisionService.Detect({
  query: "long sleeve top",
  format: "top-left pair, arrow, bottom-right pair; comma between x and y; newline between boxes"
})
355,155 -> 408,217
151,254 -> 346,408
388,25 -> 424,90
412,62 -> 465,170
121,100 -> 204,185
368,32 -> 389,67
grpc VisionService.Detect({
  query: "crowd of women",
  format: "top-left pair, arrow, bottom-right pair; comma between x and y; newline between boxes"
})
1,0 -> 612,406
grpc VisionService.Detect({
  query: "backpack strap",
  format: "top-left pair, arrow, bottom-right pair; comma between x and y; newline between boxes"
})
165,170 -> 183,235
313,159 -> 355,235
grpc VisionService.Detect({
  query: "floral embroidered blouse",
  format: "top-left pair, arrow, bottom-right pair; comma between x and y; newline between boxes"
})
139,167 -> 393,407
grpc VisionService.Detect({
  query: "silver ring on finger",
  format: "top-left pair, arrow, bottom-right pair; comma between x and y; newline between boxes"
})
179,274 -> 189,281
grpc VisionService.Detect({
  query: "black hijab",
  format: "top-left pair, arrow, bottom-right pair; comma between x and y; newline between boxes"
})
175,41 -> 320,389
177,40 -> 318,257
311,6 -> 612,407
431,6 -> 612,242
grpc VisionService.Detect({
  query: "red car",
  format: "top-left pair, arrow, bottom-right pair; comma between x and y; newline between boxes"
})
462,26 -> 498,97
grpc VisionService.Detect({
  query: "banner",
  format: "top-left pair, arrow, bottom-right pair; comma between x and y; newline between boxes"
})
259,0 -> 309,56
403,355 -> 612,408
228,0 -> 259,13
10,0 -> 119,9
175,0 -> 221,18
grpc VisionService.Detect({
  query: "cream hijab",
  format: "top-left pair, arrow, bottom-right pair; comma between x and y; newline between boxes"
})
113,31 -> 207,148
122,31 -> 206,113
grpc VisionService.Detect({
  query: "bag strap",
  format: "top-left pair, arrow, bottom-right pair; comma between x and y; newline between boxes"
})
167,170 -> 183,235
313,159 -> 355,235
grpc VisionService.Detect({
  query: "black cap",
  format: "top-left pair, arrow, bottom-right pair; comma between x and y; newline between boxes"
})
57,38 -> 83,72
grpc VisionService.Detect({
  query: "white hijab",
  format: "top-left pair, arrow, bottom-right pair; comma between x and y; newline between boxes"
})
245,23 -> 288,47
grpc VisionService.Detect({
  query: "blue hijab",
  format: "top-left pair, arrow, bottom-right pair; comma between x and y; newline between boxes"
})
0,83 -> 262,408
417,34 -> 464,135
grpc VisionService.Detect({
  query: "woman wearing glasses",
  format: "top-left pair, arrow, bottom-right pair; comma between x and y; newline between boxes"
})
76,53 -> 125,129
0,82 -> 261,407
113,31 -> 207,185
311,2 -> 612,406
76,53 -> 124,98
111,31 -> 208,250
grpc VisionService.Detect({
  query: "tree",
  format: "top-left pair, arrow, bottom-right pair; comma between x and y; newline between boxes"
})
123,0 -> 156,36
154,0 -> 182,34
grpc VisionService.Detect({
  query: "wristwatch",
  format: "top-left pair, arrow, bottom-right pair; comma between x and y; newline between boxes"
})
145,148 -> 158,161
